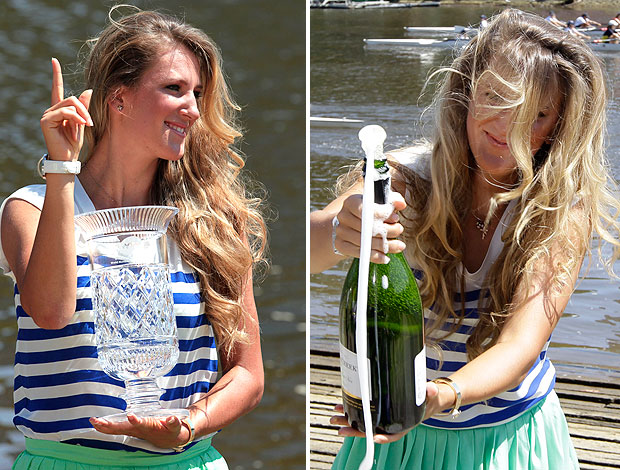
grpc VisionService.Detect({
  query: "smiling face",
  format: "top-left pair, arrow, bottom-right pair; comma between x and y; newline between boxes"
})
466,72 -> 562,186
117,43 -> 203,162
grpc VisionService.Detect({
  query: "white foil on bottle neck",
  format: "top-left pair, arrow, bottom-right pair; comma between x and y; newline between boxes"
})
356,124 -> 388,470
371,163 -> 396,256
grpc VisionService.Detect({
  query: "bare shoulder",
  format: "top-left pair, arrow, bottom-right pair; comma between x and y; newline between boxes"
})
1,198 -> 42,273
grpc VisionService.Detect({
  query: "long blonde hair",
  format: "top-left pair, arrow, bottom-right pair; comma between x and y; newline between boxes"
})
398,9 -> 620,358
82,6 -> 267,357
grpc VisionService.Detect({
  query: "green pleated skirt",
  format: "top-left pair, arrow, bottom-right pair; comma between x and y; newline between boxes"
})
332,390 -> 579,470
13,437 -> 228,470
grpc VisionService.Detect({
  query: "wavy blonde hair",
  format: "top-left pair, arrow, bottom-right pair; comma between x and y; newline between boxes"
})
395,9 -> 620,358
82,6 -> 267,357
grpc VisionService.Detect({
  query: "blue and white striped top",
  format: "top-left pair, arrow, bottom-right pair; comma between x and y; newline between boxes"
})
423,199 -> 555,429
0,179 -> 219,453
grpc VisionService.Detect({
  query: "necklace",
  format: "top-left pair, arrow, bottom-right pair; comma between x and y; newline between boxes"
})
473,214 -> 489,240
82,164 -> 121,208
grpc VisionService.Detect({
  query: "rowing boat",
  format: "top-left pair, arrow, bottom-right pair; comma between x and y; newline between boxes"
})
404,25 -> 605,38
364,38 -> 467,49
403,26 -> 473,36
364,37 -> 620,53
310,116 -> 365,128
311,0 -> 439,8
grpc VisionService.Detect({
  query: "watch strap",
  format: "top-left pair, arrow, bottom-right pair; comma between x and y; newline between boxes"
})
38,154 -> 81,177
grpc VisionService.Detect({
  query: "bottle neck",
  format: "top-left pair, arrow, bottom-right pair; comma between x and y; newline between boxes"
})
375,177 -> 389,204
363,157 -> 390,205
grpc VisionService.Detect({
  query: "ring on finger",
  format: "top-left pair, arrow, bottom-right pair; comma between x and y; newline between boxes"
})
332,216 -> 344,256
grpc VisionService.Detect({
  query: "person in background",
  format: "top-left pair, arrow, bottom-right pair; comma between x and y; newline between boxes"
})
479,14 -> 489,30
608,13 -> 620,29
564,20 -> 590,40
600,22 -> 620,43
311,9 -> 620,470
544,10 -> 566,29
574,12 -> 601,29
0,6 -> 267,470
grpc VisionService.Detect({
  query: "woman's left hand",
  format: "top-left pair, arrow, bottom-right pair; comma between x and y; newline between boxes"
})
422,380 -> 442,420
90,414 -> 189,449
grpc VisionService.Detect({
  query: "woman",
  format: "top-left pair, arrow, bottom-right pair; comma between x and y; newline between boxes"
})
0,7 -> 266,469
311,9 -> 620,470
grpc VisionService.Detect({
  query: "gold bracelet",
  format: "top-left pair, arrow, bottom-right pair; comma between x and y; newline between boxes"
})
432,377 -> 462,418
172,416 -> 195,452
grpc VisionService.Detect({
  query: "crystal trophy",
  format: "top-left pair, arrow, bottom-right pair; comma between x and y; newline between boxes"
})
75,206 -> 189,423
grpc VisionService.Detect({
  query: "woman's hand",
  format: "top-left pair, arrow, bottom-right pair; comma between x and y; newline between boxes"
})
333,191 -> 407,264
90,414 -> 190,449
40,58 -> 93,162
329,382 -> 439,445
422,380 -> 443,420
329,404 -> 410,444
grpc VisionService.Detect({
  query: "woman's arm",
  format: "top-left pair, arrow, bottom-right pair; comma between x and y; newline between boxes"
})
2,180 -> 77,329
309,189 -> 356,274
310,181 -> 406,273
1,59 -> 92,329
187,268 -> 264,433
426,210 -> 587,416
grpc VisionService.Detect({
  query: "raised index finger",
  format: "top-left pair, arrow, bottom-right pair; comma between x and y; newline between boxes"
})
51,58 -> 64,105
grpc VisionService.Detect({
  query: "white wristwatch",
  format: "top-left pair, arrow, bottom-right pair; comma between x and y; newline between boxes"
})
38,154 -> 81,178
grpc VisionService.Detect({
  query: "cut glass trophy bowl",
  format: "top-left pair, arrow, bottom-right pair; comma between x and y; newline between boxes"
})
74,206 -> 189,423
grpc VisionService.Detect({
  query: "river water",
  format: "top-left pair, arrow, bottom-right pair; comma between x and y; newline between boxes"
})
0,1 -> 305,469
310,5 -> 620,385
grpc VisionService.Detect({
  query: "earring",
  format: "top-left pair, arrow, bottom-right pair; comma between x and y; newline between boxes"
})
117,105 -> 123,111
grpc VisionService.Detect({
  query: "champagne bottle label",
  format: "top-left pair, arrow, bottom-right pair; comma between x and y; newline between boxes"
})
415,346 -> 427,406
339,342 -> 370,401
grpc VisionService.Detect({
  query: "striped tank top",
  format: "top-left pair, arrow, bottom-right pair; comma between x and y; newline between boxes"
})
423,199 -> 555,429
0,180 -> 219,453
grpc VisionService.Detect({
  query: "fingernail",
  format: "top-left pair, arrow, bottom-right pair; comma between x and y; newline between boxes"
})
381,254 -> 390,264
88,118 -> 94,127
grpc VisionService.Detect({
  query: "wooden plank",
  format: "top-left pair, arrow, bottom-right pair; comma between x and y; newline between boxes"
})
567,422 -> 620,443
310,349 -> 620,470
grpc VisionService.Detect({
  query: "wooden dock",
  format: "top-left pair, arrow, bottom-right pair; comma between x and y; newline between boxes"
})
310,348 -> 620,470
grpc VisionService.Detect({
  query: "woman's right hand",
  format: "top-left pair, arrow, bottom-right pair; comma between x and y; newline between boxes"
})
40,58 -> 93,162
330,382 -> 439,444
330,404 -> 410,444
333,191 -> 407,264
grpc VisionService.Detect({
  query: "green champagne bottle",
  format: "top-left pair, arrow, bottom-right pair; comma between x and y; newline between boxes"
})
339,155 -> 426,434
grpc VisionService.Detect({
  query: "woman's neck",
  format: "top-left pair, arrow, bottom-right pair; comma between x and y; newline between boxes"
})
471,168 -> 516,215
78,140 -> 158,210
